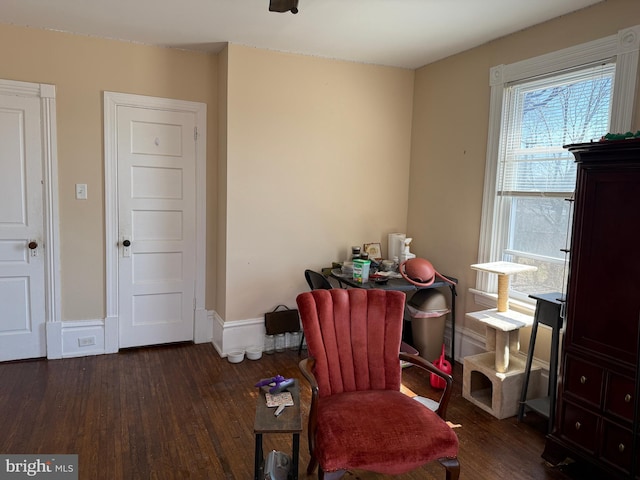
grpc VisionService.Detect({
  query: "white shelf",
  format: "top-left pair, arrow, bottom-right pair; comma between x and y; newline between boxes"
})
466,308 -> 533,332
470,261 -> 538,276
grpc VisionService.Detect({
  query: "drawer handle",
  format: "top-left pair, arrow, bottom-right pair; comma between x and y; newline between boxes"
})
625,394 -> 632,403
619,443 -> 625,453
575,421 -> 581,430
580,376 -> 587,384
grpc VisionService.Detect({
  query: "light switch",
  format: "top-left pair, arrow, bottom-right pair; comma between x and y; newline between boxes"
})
75,183 -> 87,200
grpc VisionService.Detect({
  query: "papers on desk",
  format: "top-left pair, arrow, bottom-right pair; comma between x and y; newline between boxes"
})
371,271 -> 402,279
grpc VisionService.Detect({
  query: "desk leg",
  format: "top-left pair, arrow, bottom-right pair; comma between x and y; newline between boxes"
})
292,433 -> 300,480
254,433 -> 263,480
518,318 -> 539,422
548,323 -> 560,433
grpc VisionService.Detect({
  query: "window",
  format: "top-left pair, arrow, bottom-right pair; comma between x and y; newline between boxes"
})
498,64 -> 614,300
476,26 -> 639,306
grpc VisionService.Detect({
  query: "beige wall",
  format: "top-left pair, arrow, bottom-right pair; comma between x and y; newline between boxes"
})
0,22 -> 414,329
0,23 -> 218,320
409,0 -> 640,358
220,44 -> 414,321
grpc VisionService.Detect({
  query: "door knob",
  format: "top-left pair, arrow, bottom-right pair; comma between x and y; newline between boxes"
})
28,241 -> 38,249
122,240 -> 131,247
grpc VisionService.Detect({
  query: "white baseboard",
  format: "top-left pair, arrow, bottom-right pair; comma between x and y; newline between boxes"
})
52,319 -> 109,358
47,319 -> 109,359
208,314 -> 492,362
47,312 -> 202,359
210,310 -> 265,357
453,324 -> 488,362
209,314 -> 491,362
46,309 -> 549,384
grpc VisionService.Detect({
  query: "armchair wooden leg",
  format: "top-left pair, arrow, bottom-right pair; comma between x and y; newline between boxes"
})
306,456 -> 318,475
439,457 -> 460,480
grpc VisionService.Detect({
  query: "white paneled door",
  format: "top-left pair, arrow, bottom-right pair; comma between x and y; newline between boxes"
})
117,106 -> 197,348
0,93 -> 46,361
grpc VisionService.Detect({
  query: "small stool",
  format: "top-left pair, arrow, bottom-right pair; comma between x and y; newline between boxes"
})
518,292 -> 565,432
254,380 -> 302,480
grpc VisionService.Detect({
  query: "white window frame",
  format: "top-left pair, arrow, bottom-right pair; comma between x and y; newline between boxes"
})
474,25 -> 640,309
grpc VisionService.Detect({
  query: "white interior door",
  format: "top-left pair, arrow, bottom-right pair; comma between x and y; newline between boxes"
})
117,106 -> 197,348
0,93 -> 46,361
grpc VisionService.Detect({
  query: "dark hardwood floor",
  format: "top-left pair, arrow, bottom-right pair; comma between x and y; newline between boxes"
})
0,343 -> 594,479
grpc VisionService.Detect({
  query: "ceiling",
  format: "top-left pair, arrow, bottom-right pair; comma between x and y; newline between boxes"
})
1,0 -> 604,69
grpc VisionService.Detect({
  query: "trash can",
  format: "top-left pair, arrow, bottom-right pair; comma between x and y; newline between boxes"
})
406,289 -> 450,362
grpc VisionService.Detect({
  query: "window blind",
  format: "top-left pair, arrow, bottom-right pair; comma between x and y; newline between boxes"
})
497,62 -> 615,195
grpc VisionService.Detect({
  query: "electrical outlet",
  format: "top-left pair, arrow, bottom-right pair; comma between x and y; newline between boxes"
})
78,336 -> 96,347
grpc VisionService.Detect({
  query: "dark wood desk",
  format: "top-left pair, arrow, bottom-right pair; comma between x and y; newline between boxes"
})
329,270 -> 458,363
254,380 -> 302,480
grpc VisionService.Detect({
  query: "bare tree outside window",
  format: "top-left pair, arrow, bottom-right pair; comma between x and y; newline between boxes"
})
496,65 -> 614,298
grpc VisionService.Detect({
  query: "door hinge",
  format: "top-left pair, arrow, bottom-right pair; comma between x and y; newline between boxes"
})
194,127 -> 198,141
193,297 -> 196,309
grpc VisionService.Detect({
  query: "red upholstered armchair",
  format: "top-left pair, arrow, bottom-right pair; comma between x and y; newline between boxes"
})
296,289 -> 460,480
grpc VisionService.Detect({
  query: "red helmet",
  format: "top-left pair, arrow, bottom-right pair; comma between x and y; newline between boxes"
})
400,258 -> 456,287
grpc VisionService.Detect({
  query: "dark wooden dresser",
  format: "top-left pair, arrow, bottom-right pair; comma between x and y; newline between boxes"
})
542,140 -> 640,479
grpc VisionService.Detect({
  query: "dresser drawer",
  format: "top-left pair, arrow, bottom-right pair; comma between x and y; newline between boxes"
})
601,420 -> 638,476
605,372 -> 635,421
564,356 -> 604,406
560,401 -> 599,453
